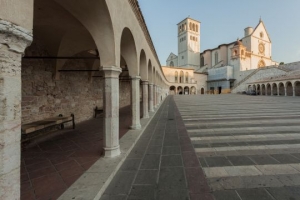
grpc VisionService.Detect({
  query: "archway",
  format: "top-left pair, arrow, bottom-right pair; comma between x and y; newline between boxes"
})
279,82 -> 285,96
257,84 -> 261,95
175,71 -> 178,83
261,84 -> 266,95
201,88 -> 205,94
253,85 -> 256,94
295,81 -> 300,96
184,86 -> 190,95
191,86 -> 196,95
266,84 -> 271,95
185,72 -> 189,83
169,86 -> 176,95
286,82 -> 293,96
272,83 -> 278,95
177,86 -> 183,95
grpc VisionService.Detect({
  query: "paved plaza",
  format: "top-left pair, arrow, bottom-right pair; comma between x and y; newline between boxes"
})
102,94 -> 300,200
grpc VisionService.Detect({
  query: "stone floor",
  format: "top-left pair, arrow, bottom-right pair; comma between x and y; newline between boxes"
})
100,96 -> 213,200
175,94 -> 300,200
21,105 -> 132,200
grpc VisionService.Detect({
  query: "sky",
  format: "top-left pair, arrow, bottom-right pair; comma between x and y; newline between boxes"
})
138,0 -> 300,65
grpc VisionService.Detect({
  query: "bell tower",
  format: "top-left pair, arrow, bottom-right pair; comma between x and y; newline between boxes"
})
177,17 -> 200,69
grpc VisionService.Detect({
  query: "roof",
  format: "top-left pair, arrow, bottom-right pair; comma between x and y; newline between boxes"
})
177,17 -> 201,25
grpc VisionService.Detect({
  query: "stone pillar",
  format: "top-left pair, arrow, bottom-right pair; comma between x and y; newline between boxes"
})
130,76 -> 141,129
142,81 -> 149,118
293,85 -> 296,97
148,83 -> 154,112
153,85 -> 157,108
0,20 -> 32,199
271,86 -> 273,96
277,87 -> 280,96
101,66 -> 122,157
284,86 -> 287,96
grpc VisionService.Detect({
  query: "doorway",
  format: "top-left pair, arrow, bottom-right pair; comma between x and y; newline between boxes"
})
218,87 -> 222,94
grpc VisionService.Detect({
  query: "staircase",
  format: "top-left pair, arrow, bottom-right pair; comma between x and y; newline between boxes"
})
231,68 -> 261,91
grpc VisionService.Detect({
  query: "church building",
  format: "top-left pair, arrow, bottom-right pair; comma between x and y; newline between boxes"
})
165,17 -> 279,94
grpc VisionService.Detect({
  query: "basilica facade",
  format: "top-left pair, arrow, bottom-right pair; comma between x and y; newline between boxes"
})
165,17 -> 279,94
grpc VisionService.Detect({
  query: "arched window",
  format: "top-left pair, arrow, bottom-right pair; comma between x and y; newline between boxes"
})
185,72 -> 189,83
258,60 -> 266,68
175,71 -> 178,82
170,61 -> 174,67
196,24 -> 198,32
215,52 -> 218,65
192,23 -> 195,31
241,50 -> 244,55
200,56 -> 204,67
180,71 -> 184,83
234,50 -> 238,56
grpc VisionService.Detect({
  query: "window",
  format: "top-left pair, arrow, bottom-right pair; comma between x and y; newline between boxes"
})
170,61 -> 174,67
196,24 -> 198,32
215,52 -> 218,64
258,60 -> 265,68
185,72 -> 189,83
234,50 -> 237,56
180,71 -> 184,83
192,23 -> 195,31
175,71 -> 178,82
200,56 -> 204,67
241,50 -> 244,55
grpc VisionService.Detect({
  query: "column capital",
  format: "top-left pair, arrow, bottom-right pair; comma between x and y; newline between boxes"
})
148,83 -> 153,86
131,76 -> 141,80
142,80 -> 149,85
100,66 -> 122,78
0,20 -> 33,54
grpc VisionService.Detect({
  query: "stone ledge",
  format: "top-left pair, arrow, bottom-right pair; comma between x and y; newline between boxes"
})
58,100 -> 165,200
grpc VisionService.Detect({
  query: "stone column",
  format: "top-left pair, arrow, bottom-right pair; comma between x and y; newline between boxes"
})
284,86 -> 287,96
0,20 -> 32,199
293,84 -> 296,97
277,87 -> 280,96
148,83 -> 154,112
271,86 -> 273,96
101,66 -> 122,158
130,76 -> 141,129
142,81 -> 149,118
153,85 -> 157,108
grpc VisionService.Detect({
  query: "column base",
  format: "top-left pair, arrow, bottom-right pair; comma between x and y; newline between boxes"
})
142,114 -> 150,119
130,124 -> 141,130
103,146 -> 121,158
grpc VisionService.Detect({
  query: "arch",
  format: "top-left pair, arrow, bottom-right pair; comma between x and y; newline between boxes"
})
266,83 -> 271,95
180,71 -> 184,83
170,61 -> 174,67
279,82 -> 285,96
191,86 -> 196,95
120,28 -> 138,76
177,86 -> 183,95
258,60 -> 266,68
201,88 -> 205,94
192,23 -> 195,31
261,84 -> 266,95
184,86 -> 190,95
257,84 -> 261,95
295,81 -> 300,96
148,60 -> 153,83
272,83 -> 278,95
139,49 -> 147,81
253,85 -> 257,94
169,86 -> 176,95
185,72 -> 189,83
175,71 -> 178,83
286,81 -> 293,96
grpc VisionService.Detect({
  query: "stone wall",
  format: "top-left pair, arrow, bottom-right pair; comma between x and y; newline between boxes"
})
21,42 -> 131,125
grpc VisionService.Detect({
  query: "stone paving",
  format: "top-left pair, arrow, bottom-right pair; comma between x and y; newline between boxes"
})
175,94 -> 300,200
21,105 -> 132,200
101,96 -> 213,200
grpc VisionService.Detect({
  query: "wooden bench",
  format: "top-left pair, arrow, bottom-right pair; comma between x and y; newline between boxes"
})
94,106 -> 103,118
21,114 -> 75,135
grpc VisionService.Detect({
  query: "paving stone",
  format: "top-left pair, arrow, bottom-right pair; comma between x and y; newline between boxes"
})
157,189 -> 189,200
213,190 -> 240,200
146,145 -> 162,155
163,138 -> 180,146
199,158 -> 208,167
227,156 -> 255,166
100,194 -> 127,200
210,143 -> 230,147
236,188 -> 273,200
158,167 -> 187,189
161,155 -> 183,167
134,170 -> 158,185
149,139 -> 163,146
205,156 -> 232,167
162,146 -> 181,155
120,159 -> 141,171
140,154 -> 160,170
248,155 -> 279,165
270,154 -> 300,164
267,186 -> 300,200
104,171 -> 136,195
128,185 -> 156,200
193,143 -> 210,148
